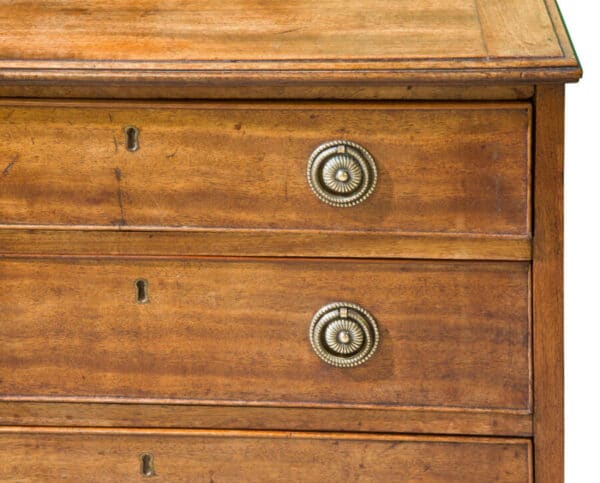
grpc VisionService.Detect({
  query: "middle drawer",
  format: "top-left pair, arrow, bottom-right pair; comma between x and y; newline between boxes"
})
0,257 -> 530,413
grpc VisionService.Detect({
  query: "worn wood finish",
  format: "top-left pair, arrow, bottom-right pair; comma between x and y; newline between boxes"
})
0,401 -> 533,437
0,3 -> 581,478
0,229 -> 532,260
0,257 -> 531,412
0,101 -> 531,237
0,427 -> 533,482
533,85 -> 565,482
0,84 -> 535,100
0,0 -> 580,85
0,66 -> 580,86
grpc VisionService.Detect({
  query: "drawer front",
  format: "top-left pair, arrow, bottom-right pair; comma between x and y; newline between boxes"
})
0,428 -> 532,482
0,101 -> 530,236
0,257 -> 530,412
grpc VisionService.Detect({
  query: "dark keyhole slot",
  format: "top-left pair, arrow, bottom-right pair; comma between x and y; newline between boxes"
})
125,126 -> 139,152
140,453 -> 155,477
135,279 -> 149,304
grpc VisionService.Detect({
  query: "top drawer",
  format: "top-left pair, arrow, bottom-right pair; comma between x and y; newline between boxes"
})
0,101 -> 530,236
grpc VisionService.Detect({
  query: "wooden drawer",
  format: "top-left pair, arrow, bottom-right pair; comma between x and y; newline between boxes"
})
0,257 -> 530,413
0,101 -> 530,238
0,428 -> 532,482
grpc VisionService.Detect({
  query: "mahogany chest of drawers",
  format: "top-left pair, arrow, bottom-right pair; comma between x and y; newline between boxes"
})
0,1 -> 581,481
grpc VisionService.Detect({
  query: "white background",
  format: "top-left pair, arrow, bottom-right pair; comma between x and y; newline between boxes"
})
559,2 -> 599,481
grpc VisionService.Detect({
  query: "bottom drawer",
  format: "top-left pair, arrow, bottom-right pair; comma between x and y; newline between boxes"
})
0,428 -> 531,482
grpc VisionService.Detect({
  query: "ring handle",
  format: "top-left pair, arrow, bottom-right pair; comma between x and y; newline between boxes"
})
307,140 -> 377,207
309,302 -> 379,368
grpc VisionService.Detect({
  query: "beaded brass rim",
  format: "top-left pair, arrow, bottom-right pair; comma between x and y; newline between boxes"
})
309,302 -> 380,368
307,140 -> 378,207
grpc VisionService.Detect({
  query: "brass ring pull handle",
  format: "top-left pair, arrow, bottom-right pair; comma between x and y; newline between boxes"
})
309,302 -> 380,368
307,140 -> 378,207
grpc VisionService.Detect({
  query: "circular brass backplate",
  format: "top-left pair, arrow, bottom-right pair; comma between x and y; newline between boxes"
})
309,302 -> 380,368
307,140 -> 378,207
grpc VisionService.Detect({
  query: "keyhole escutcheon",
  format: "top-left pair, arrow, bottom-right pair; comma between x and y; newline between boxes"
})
135,279 -> 149,304
125,126 -> 139,152
140,453 -> 155,477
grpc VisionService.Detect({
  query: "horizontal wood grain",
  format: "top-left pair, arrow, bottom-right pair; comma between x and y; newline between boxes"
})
0,229 -> 532,260
0,1 -> 580,477
0,401 -> 533,436
0,0 -> 556,61
0,257 -> 531,412
0,0 -> 580,85
0,65 -> 581,86
0,101 -> 531,238
0,84 -> 535,101
0,427 -> 533,482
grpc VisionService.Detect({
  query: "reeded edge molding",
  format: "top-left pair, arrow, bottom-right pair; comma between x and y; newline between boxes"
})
0,65 -> 583,85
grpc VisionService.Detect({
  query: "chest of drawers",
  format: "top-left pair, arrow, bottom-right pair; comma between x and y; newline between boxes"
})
0,1 -> 580,481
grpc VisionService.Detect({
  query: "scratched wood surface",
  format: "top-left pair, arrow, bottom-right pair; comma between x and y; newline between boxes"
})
0,257 -> 531,412
0,428 -> 533,482
0,0 -> 580,84
0,101 -> 531,237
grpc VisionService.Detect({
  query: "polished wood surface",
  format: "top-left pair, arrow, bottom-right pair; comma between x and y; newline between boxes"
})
0,101 -> 531,237
0,401 -> 532,437
0,427 -> 533,482
0,0 -> 580,85
0,229 -> 532,260
0,3 -> 580,478
0,257 -> 531,412
533,85 -> 565,482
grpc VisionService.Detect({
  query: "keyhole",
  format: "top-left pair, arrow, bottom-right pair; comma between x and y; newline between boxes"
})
125,126 -> 139,152
135,279 -> 149,304
140,453 -> 155,477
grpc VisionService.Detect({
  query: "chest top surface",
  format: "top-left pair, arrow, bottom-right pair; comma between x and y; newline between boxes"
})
0,0 -> 580,85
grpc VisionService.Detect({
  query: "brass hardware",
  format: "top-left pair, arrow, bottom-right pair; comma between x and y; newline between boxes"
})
307,140 -> 377,207
309,302 -> 379,367
125,126 -> 139,152
140,453 -> 155,477
135,278 -> 149,304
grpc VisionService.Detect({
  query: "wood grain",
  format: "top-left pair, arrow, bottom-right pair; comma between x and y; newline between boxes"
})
0,427 -> 533,482
0,0 -> 581,85
0,257 -> 531,412
0,229 -> 532,260
0,84 -> 535,101
533,85 -> 565,482
0,401 -> 532,437
477,0 -> 560,57
0,2 -> 581,478
0,101 -> 531,237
